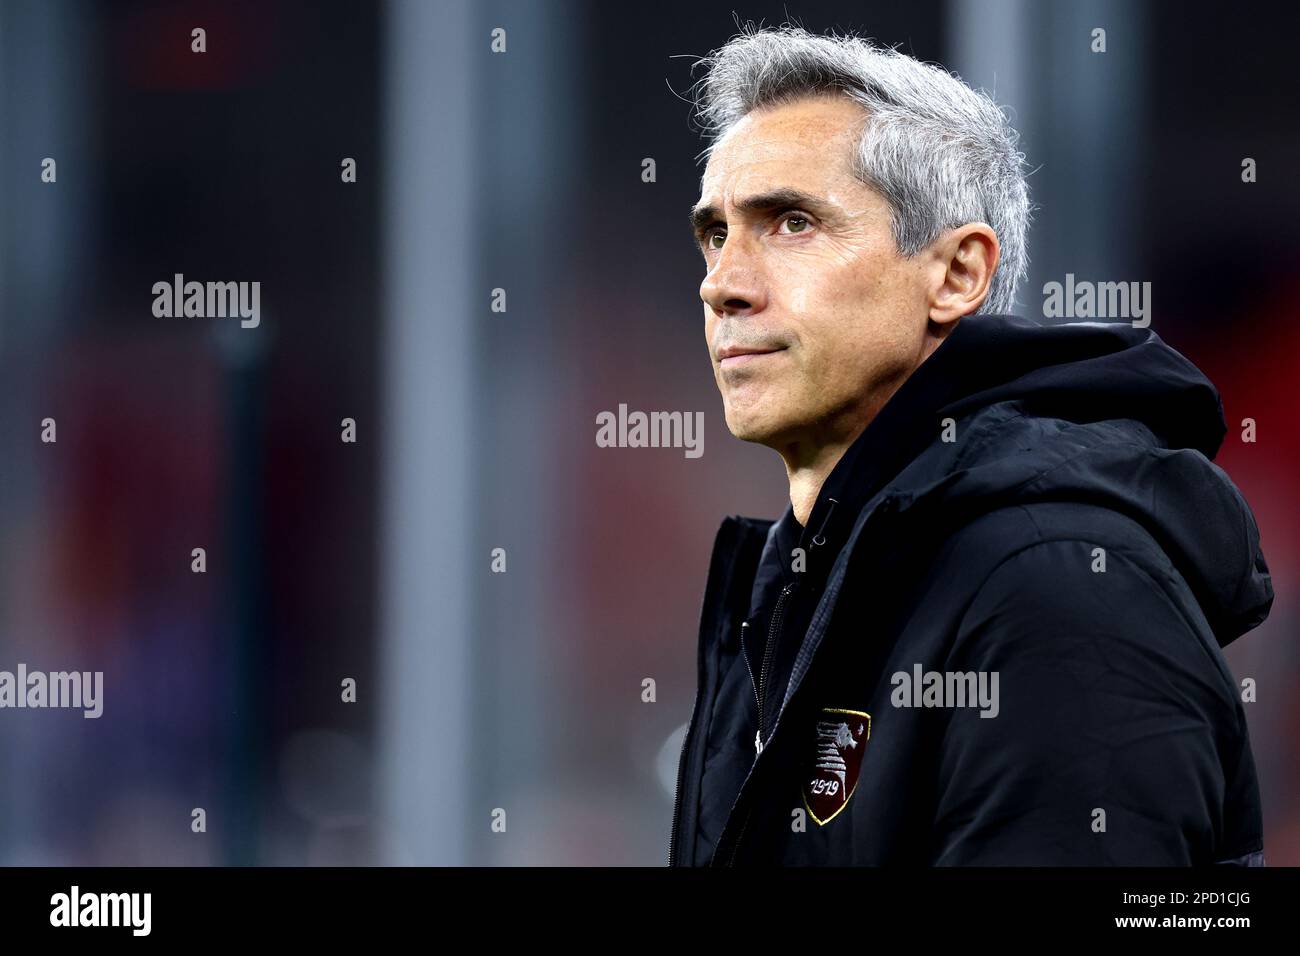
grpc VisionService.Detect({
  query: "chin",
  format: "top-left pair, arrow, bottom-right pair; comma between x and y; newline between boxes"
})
723,404 -> 798,447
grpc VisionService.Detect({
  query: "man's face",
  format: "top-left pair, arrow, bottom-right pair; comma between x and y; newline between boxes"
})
693,94 -> 935,450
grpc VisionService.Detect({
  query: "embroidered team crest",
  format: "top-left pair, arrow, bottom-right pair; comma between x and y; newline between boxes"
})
802,708 -> 871,825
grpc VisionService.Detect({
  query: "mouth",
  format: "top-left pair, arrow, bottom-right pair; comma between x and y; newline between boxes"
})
717,345 -> 787,369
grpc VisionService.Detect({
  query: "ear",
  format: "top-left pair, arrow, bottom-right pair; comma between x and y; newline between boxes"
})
927,223 -> 1000,324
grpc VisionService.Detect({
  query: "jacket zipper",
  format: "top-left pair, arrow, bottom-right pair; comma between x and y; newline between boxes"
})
754,581 -> 795,754
724,582 -> 792,865
714,580 -> 794,866
739,621 -> 760,750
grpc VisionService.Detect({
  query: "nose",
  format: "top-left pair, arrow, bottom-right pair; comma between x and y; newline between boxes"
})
700,233 -> 767,318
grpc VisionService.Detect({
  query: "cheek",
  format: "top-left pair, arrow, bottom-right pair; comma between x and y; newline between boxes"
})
791,268 -> 882,352
793,267 -> 918,386
788,245 -> 892,314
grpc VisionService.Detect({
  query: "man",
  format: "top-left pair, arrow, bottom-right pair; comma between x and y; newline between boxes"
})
668,25 -> 1272,866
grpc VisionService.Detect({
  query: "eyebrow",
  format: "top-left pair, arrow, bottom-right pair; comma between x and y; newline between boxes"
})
688,188 -> 830,245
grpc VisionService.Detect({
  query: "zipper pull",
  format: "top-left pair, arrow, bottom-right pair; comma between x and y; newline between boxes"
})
754,729 -> 763,755
809,497 -> 839,550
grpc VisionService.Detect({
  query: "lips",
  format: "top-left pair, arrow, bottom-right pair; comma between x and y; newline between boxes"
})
717,345 -> 786,366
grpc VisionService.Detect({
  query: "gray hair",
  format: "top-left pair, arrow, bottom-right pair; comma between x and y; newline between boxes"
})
689,24 -> 1031,315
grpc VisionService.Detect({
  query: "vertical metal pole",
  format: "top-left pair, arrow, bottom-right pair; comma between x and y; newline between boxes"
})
376,0 -> 475,865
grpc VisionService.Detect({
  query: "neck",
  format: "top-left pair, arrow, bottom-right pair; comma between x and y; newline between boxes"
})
780,412 -> 871,526
779,370 -> 918,526
785,449 -> 850,528
778,323 -> 957,525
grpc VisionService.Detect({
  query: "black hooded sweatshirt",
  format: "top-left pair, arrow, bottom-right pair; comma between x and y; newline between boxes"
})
669,313 -> 1273,867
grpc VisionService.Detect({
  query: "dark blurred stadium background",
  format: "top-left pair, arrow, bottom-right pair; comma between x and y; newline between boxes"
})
0,0 -> 1295,865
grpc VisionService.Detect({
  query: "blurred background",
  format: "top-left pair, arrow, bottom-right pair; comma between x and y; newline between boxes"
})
0,0 -> 1296,865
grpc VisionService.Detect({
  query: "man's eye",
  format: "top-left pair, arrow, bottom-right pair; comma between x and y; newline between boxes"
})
780,214 -> 811,234
706,230 -> 725,250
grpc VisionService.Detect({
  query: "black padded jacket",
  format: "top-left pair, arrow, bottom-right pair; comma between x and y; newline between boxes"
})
668,314 -> 1273,867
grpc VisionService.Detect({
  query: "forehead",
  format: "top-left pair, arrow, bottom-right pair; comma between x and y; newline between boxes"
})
700,94 -> 868,199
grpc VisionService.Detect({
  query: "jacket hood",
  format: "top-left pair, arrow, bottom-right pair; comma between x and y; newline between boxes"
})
879,314 -> 1273,648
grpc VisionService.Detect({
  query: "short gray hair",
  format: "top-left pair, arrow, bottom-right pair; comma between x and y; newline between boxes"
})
689,24 -> 1031,315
